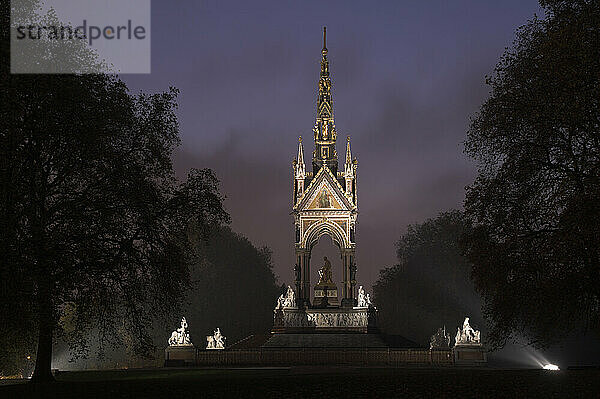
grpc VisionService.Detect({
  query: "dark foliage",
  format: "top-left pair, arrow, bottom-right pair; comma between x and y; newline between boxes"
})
182,225 -> 281,346
373,211 -> 481,346
0,15 -> 229,380
463,0 -> 600,349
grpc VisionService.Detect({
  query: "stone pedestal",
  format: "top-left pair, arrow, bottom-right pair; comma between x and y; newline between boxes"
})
164,346 -> 196,367
453,344 -> 487,365
313,284 -> 339,307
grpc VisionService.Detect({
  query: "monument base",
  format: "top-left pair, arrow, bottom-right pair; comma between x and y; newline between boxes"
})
262,333 -> 388,348
164,345 -> 196,367
187,334 -> 452,367
453,344 -> 487,365
273,306 -> 377,334
340,298 -> 357,308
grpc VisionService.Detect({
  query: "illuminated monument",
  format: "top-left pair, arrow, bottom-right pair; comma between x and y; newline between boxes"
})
291,26 -> 358,309
270,27 -> 378,337
167,29 -> 484,366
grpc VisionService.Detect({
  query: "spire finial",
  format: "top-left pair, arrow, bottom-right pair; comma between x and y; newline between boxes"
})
297,137 -> 305,173
346,136 -> 352,162
323,27 -> 327,50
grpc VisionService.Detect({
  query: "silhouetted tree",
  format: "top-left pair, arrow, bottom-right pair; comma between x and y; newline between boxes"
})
373,211 -> 481,346
182,225 -> 281,345
463,0 -> 600,349
0,70 -> 229,381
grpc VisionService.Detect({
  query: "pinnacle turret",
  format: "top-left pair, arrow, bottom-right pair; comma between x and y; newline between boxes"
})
344,136 -> 356,197
296,137 -> 306,179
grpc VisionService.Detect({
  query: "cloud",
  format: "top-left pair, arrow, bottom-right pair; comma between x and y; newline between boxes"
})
123,0 -> 542,291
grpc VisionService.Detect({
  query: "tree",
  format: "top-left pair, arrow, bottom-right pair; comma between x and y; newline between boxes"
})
0,72 -> 229,381
373,211 -> 481,346
181,225 -> 281,345
463,0 -> 600,349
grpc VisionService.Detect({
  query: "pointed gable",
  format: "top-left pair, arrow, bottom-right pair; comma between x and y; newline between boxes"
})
295,165 -> 353,212
308,184 -> 342,210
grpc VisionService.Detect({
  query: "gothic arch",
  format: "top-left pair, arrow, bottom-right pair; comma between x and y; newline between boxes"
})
302,219 -> 349,250
295,218 -> 355,307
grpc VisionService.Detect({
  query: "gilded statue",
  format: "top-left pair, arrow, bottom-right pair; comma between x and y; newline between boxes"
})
318,256 -> 333,285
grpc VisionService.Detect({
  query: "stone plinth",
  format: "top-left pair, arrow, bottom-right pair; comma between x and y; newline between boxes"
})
453,344 -> 487,365
272,306 -> 376,333
313,285 -> 339,307
164,345 -> 196,367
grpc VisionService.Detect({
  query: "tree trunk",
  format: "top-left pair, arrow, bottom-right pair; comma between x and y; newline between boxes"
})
30,279 -> 55,383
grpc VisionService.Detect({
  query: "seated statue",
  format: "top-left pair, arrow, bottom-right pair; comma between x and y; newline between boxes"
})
317,256 -> 333,285
313,257 -> 339,306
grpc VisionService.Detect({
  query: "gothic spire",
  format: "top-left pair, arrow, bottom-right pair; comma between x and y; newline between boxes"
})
317,26 -> 332,120
296,136 -> 305,178
345,136 -> 352,164
344,136 -> 354,181
313,27 -> 338,175
294,136 -> 306,200
344,136 -> 356,200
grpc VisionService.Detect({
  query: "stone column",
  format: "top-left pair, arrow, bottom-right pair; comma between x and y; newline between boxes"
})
340,248 -> 356,307
303,251 -> 311,307
349,249 -> 357,301
294,252 -> 302,304
295,248 -> 311,307
340,251 -> 347,299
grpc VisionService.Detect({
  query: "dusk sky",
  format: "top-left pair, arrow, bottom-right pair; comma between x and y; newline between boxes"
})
124,0 -> 543,290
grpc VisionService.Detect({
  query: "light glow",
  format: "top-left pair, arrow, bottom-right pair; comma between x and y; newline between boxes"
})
543,364 -> 560,371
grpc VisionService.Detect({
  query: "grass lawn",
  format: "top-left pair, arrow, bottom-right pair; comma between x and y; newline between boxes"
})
1,367 -> 599,398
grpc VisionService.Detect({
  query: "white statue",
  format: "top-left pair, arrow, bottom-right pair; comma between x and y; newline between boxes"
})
275,293 -> 285,310
206,327 -> 226,350
284,286 -> 296,307
168,317 -> 193,346
454,317 -> 481,346
356,285 -> 375,308
275,286 -> 297,310
357,285 -> 367,307
463,317 -> 475,340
